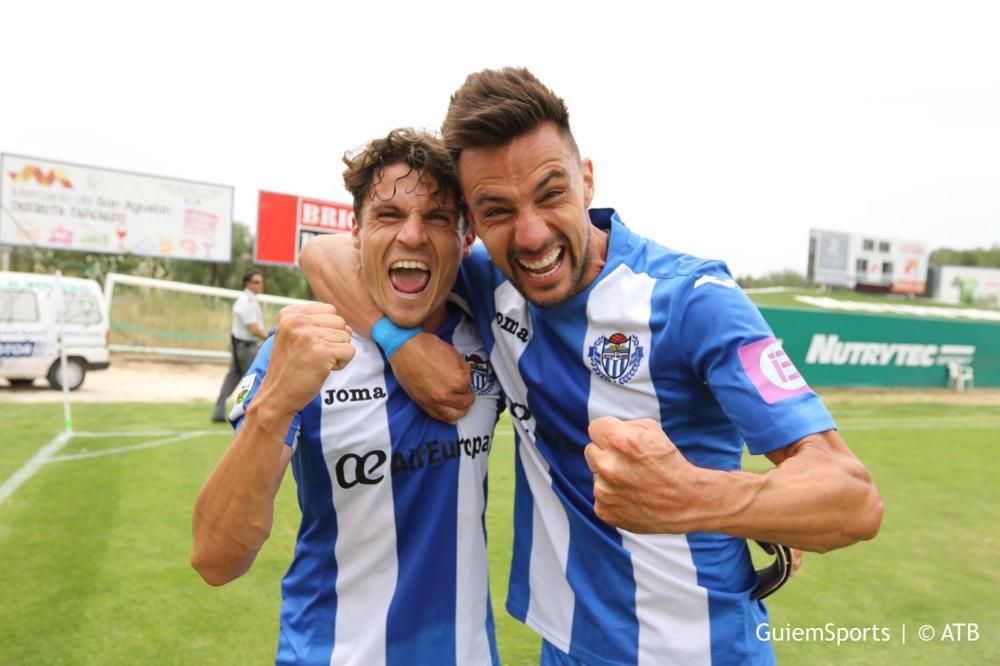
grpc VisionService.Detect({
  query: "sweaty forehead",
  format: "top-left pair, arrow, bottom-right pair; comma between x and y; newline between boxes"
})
458,126 -> 579,199
463,155 -> 573,204
369,164 -> 456,208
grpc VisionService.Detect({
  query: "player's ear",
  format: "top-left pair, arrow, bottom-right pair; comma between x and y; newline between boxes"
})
351,215 -> 362,250
581,157 -> 595,208
461,220 -> 475,257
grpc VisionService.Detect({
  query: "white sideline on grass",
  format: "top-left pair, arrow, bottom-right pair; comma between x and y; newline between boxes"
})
48,431 -> 225,463
0,429 -> 229,503
0,431 -> 74,504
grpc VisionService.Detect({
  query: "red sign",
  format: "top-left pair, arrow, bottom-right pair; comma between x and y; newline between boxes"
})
255,191 -> 353,266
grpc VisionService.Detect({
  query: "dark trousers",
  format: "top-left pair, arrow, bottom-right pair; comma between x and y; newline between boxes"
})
212,337 -> 261,421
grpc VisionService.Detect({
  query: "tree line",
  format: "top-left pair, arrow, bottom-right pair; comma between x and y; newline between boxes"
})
928,246 -> 1000,268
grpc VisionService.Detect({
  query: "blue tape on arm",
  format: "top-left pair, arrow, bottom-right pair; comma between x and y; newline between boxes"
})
371,316 -> 421,358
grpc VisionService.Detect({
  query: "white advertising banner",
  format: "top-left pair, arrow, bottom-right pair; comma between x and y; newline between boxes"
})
809,228 -> 930,295
936,265 -> 1000,307
0,154 -> 233,262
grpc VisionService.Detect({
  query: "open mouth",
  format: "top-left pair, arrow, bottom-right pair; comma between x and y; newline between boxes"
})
516,246 -> 564,279
388,260 -> 431,294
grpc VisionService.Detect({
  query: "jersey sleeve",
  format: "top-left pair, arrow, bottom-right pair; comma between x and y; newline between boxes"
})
675,263 -> 836,455
229,336 -> 301,447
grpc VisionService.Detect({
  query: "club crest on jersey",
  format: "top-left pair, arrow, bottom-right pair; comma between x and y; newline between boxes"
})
589,332 -> 643,385
466,353 -> 497,395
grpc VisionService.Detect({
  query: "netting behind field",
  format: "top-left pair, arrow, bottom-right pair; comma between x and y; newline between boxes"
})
106,273 -> 306,358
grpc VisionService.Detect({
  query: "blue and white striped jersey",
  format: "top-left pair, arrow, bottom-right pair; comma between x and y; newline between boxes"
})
455,209 -> 836,666
231,313 -> 503,666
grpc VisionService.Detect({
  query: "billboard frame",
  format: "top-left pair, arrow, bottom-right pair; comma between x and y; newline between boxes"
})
1,152 -> 236,264
254,189 -> 353,267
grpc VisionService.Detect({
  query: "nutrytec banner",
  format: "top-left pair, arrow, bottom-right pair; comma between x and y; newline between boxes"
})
804,335 -> 975,368
759,307 -> 999,387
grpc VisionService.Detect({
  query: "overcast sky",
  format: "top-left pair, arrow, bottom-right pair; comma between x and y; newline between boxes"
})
2,0 -> 997,277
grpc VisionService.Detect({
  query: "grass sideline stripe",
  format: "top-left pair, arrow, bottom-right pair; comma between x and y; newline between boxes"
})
48,431 -> 227,463
0,431 -> 74,504
72,430 -> 222,438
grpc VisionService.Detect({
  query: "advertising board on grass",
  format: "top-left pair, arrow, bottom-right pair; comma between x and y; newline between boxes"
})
761,306 -> 1000,387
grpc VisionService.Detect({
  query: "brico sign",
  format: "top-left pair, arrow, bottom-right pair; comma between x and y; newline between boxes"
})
255,190 -> 353,266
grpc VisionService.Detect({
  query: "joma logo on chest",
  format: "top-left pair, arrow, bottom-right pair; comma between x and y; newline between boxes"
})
495,312 -> 529,342
324,386 -> 387,405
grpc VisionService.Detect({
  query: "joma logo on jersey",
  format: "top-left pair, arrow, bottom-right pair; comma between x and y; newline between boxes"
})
466,354 -> 497,395
335,450 -> 387,488
324,386 -> 387,405
589,332 -> 643,385
495,313 -> 529,342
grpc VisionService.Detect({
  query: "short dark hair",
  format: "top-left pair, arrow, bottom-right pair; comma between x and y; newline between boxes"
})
342,128 -> 462,228
441,67 -> 577,162
243,269 -> 263,287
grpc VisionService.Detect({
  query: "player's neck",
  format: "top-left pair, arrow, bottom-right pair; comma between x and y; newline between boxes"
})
575,226 -> 610,294
417,304 -> 450,334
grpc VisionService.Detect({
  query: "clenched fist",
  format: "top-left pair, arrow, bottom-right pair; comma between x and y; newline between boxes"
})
584,416 -> 713,535
260,303 -> 356,416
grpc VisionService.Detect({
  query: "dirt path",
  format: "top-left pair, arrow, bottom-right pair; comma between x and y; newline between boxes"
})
3,355 -> 999,405
0,356 -> 227,404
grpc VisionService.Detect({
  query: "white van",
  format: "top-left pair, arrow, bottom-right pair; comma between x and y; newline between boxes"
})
0,271 -> 110,390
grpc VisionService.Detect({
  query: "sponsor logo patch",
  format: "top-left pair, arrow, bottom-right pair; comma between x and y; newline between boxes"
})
235,372 -> 257,405
589,332 -> 644,385
738,337 -> 810,404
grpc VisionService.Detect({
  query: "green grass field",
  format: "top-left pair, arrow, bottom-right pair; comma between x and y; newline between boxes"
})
1,400 -> 997,665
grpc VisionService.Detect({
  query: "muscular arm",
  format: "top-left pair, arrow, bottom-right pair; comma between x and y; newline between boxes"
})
299,234 -> 474,422
191,401 -> 295,585
192,304 -> 355,585
585,419 -> 883,553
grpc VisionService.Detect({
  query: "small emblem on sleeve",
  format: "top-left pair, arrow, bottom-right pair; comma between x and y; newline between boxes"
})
466,354 -> 497,395
589,332 -> 644,385
235,373 -> 257,405
738,337 -> 810,403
